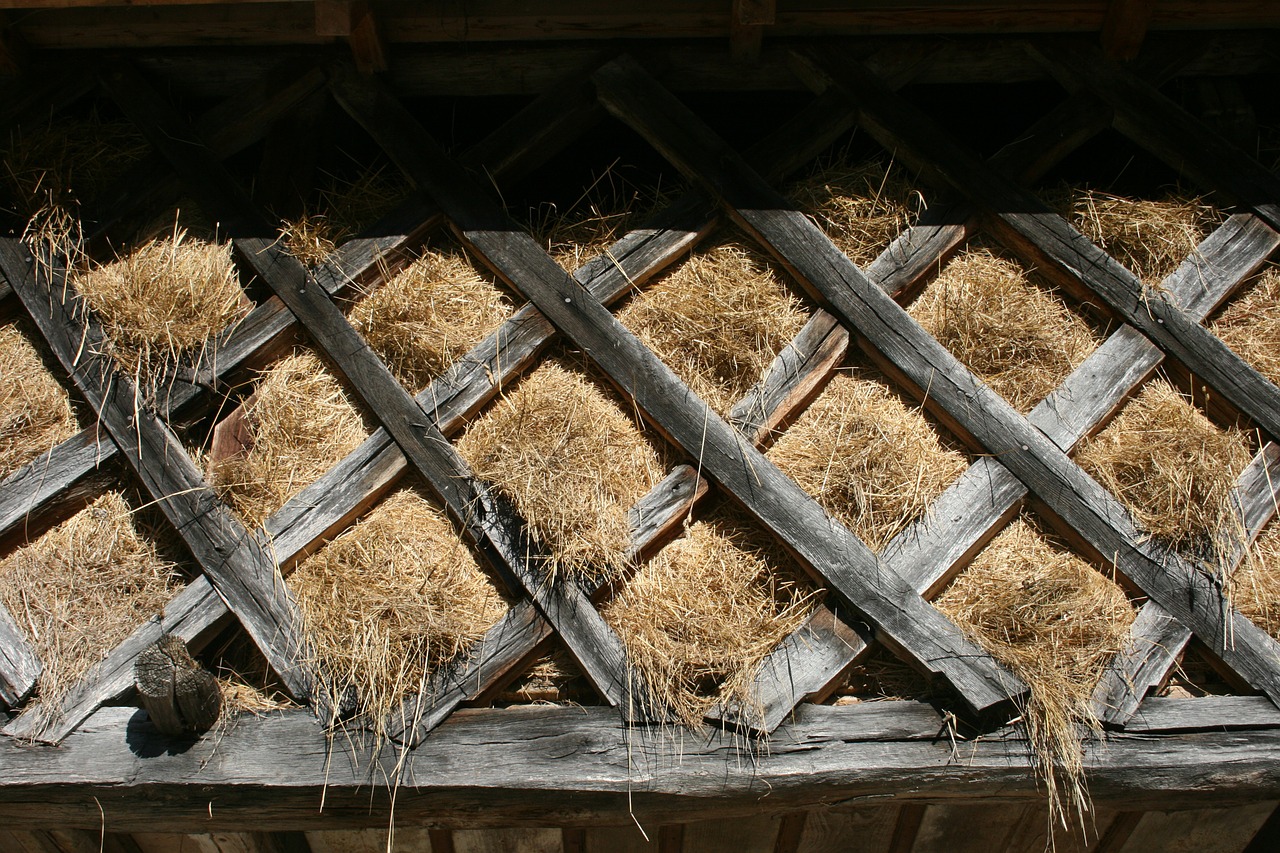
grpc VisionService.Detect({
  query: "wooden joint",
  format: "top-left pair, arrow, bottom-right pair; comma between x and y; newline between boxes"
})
316,0 -> 387,72
730,0 -> 774,62
1101,0 -> 1157,61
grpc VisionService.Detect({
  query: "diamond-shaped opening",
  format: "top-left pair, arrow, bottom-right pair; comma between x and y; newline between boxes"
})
1210,266 -> 1280,387
345,236 -> 518,396
0,489 -> 189,732
785,154 -> 929,269
206,346 -> 374,528
0,318 -> 83,481
766,359 -> 970,552
456,353 -> 670,585
617,227 -> 810,416
1075,378 -> 1255,563
285,482 -> 512,736
602,505 -> 818,730
493,647 -> 599,707
905,80 -> 1068,161
907,245 -> 1103,412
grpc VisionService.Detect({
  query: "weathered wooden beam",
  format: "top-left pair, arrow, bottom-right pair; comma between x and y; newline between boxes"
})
1101,0 -> 1156,60
0,241 -> 315,704
331,63 -> 1024,717
0,698 -> 1278,831
0,602 -> 40,708
592,53 -> 1280,710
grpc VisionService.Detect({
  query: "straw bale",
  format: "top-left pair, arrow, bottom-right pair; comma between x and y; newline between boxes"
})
289,487 -> 507,734
0,492 -> 182,727
910,248 -> 1098,412
351,249 -> 513,394
789,158 -> 925,266
73,227 -> 247,395
280,163 -> 411,267
1048,186 -> 1219,286
1076,380 -> 1252,560
457,359 -> 665,583
1212,267 -> 1280,386
937,516 -> 1135,828
604,509 -> 816,729
1234,522 -> 1280,641
529,164 -> 670,271
0,323 -> 79,481
210,349 -> 371,527
768,367 -> 968,550
618,237 -> 808,414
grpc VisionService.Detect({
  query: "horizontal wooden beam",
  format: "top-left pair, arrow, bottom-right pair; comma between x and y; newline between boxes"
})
0,698 -> 1277,831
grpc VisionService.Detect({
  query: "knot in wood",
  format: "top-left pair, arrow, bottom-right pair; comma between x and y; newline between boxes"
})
134,634 -> 221,737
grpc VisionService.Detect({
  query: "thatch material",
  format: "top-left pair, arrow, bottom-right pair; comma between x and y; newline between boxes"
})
604,509 -> 816,729
210,349 -> 371,527
910,248 -> 1098,412
1234,521 -> 1280,641
529,164 -> 669,271
1076,380 -> 1252,561
1049,186 -> 1220,286
1212,267 -> 1280,386
0,322 -> 79,481
788,157 -> 925,266
618,236 -> 808,414
767,367 -> 968,550
73,227 -> 247,396
936,516 -> 1136,829
0,491 -> 182,728
289,487 -> 507,735
350,249 -> 513,394
279,163 -> 410,267
457,359 -> 665,583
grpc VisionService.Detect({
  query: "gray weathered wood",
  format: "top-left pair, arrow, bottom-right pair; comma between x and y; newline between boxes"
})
0,240 -> 313,703
589,54 -> 1280,709
331,62 -> 1024,716
0,601 -> 40,708
1,698 -> 1279,831
133,634 -> 220,736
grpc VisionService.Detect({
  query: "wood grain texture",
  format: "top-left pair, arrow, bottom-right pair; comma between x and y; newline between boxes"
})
331,61 -> 1024,716
1,698 -> 1278,831
0,600 -> 39,708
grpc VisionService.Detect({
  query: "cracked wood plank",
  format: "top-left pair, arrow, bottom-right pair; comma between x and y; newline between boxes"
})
0,601 -> 39,708
0,241 -> 314,702
331,63 -> 1023,717
590,53 -> 1280,709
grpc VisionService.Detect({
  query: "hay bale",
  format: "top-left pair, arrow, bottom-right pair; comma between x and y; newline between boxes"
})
528,166 -> 669,271
0,492 -> 182,726
788,158 -> 925,266
1048,186 -> 1219,286
289,487 -> 507,734
1234,521 -> 1280,641
350,249 -> 513,394
0,323 -> 79,480
1212,267 -> 1280,386
1076,380 -> 1252,560
936,517 -> 1136,827
604,509 -> 816,729
280,163 -> 411,267
768,368 -> 968,550
73,227 -> 247,393
210,349 -> 371,526
910,248 -> 1098,412
619,237 -> 808,414
457,359 -> 665,583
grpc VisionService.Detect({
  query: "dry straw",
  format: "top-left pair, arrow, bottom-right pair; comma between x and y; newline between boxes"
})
0,323 -> 79,480
351,249 -> 514,394
604,509 -> 816,730
937,517 -> 1136,831
910,248 -> 1099,412
279,163 -> 411,267
210,349 -> 371,527
0,492 -> 182,729
457,359 -> 665,583
1212,267 -> 1280,387
619,236 -> 808,415
1051,187 -> 1220,286
789,157 -> 926,266
768,367 -> 968,551
1076,380 -> 1252,562
1234,522 -> 1280,641
289,487 -> 507,736
73,226 -> 247,398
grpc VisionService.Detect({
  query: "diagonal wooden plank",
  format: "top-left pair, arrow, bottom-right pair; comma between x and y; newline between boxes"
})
99,61 -> 662,720
330,63 -> 1025,717
0,241 -> 314,702
588,54 -> 1280,710
0,603 -> 39,708
802,47 -> 1280,450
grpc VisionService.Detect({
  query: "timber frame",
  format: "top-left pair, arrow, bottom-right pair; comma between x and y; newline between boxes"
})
2,9 -> 1280,851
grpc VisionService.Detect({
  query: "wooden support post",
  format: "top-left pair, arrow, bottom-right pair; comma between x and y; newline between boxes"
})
730,0 -> 774,62
0,603 -> 40,709
316,1 -> 387,73
1101,0 -> 1157,60
133,635 -> 221,736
